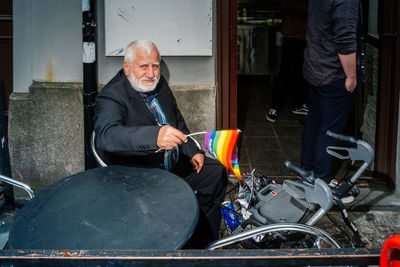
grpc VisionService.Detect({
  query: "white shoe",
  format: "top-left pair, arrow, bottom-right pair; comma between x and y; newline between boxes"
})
266,108 -> 278,122
328,179 -> 338,187
329,179 -> 355,204
340,195 -> 355,204
292,104 -> 309,115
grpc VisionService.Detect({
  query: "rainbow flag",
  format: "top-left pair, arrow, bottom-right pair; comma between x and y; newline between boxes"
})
204,130 -> 242,179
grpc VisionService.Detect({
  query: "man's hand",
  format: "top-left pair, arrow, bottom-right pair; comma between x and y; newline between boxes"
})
338,52 -> 357,93
345,76 -> 357,92
190,153 -> 204,173
157,125 -> 187,150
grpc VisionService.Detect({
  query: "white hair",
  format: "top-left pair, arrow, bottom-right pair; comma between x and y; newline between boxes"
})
124,40 -> 160,64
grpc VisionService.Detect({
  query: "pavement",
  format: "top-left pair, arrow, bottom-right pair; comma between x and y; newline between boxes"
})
317,179 -> 400,248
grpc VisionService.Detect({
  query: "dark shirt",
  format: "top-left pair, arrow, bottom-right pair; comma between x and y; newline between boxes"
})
303,0 -> 360,86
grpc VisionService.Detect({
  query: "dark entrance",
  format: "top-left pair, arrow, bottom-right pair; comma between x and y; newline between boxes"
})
0,0 -> 13,117
218,0 -> 400,187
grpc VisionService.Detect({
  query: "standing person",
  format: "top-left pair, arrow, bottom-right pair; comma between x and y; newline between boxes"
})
266,0 -> 309,123
94,40 -> 228,248
300,0 -> 364,200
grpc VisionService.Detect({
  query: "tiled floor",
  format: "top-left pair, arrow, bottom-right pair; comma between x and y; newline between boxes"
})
237,75 -> 308,178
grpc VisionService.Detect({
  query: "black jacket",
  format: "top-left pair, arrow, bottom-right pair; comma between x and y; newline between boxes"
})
94,69 -> 201,167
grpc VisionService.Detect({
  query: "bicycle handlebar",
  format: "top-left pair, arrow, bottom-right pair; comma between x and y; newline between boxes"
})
326,130 -> 358,145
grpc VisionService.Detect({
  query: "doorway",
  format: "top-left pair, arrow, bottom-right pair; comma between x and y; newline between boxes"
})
235,0 -> 310,178
0,0 -> 13,117
219,0 -> 400,188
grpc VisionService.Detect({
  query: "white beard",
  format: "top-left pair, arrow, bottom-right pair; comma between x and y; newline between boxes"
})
128,73 -> 159,93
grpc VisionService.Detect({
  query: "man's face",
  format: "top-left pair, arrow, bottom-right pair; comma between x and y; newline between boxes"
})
124,48 -> 160,92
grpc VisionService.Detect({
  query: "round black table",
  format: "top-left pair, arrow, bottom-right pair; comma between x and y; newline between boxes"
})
8,166 -> 199,250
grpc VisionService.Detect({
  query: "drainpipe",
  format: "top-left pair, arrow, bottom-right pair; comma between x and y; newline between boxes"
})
82,0 -> 97,170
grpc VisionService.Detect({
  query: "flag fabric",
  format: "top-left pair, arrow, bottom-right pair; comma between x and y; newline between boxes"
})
204,129 -> 242,179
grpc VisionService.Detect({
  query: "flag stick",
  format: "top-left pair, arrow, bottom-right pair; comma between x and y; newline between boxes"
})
186,131 -> 207,137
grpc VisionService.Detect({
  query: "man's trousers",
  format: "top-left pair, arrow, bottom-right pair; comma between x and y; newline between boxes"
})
300,78 -> 356,182
172,155 -> 228,248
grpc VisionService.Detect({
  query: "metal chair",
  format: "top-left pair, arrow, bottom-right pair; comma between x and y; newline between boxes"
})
90,131 -> 107,167
0,174 -> 35,249
0,174 -> 35,200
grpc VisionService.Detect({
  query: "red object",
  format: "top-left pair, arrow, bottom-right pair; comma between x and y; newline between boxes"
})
380,235 -> 400,267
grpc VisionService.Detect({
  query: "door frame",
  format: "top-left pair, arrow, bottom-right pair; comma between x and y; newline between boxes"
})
0,0 -> 13,115
216,0 -> 237,129
375,0 -> 400,186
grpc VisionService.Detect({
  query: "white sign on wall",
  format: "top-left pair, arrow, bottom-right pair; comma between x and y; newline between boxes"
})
104,0 -> 213,56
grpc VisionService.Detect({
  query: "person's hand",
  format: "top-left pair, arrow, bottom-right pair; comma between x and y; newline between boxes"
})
190,153 -> 204,173
157,125 -> 187,150
345,76 -> 357,93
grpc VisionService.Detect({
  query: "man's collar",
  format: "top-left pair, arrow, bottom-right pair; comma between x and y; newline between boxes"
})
138,90 -> 158,101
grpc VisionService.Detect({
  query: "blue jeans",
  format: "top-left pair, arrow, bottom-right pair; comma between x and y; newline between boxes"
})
300,78 -> 356,182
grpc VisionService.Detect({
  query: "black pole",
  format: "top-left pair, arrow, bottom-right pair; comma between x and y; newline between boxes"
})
0,81 -> 14,209
82,0 -> 97,170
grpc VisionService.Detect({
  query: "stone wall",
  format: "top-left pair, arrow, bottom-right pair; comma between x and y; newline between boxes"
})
170,84 -> 216,134
8,83 -> 85,198
8,82 -> 216,199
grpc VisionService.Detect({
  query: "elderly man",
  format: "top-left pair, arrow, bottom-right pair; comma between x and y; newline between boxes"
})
94,40 -> 227,248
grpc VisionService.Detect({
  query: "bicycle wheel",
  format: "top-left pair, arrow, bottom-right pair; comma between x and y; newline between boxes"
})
207,222 -> 341,250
